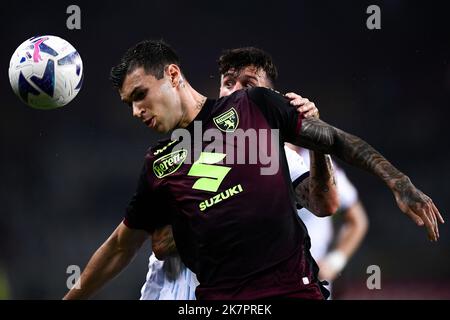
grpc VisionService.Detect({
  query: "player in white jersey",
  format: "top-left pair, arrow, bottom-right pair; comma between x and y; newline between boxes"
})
140,254 -> 198,300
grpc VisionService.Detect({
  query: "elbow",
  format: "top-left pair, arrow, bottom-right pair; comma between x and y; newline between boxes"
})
317,203 -> 339,217
313,199 -> 340,217
312,194 -> 340,217
314,197 -> 339,218
326,201 -> 340,217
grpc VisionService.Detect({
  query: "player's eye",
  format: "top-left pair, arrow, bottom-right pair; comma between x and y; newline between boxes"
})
134,90 -> 147,101
224,80 -> 235,88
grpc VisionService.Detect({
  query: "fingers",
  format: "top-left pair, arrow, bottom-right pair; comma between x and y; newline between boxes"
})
422,199 -> 443,241
303,102 -> 319,118
284,93 -> 321,118
432,202 -> 445,224
399,187 -> 442,241
427,205 -> 437,230
291,98 -> 310,107
409,211 -> 424,226
432,210 -> 439,238
427,207 -> 439,239
285,92 -> 301,100
293,100 -> 319,118
285,93 -> 308,109
418,208 -> 438,241
406,207 -> 436,241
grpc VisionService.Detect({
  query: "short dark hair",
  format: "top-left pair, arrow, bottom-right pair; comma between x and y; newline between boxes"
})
110,40 -> 180,89
218,47 -> 278,86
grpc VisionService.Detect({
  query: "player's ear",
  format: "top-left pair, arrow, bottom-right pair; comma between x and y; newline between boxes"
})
166,64 -> 183,88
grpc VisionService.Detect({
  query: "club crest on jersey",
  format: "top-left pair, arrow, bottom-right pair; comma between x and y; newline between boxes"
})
153,149 -> 188,178
213,107 -> 239,132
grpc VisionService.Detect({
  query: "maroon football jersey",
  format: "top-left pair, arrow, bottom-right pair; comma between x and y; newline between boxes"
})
125,87 -> 326,299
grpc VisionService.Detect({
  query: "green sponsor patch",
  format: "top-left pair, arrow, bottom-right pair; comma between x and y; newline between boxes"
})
187,152 -> 231,192
153,149 -> 188,178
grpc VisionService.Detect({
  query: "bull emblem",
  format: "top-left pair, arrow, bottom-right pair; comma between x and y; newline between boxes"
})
213,107 -> 239,132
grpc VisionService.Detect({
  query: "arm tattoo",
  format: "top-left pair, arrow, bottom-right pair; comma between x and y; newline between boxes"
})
296,152 -> 338,214
295,177 -> 311,209
309,151 -> 336,193
296,118 -> 406,189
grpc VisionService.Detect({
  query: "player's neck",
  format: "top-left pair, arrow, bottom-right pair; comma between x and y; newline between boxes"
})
177,84 -> 207,128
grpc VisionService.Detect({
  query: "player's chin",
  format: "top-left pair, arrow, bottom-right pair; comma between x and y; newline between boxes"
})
160,121 -> 179,134
152,122 -> 167,133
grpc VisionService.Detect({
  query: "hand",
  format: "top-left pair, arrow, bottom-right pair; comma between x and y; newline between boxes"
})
318,260 -> 339,282
285,92 -> 319,119
392,176 -> 444,241
151,225 -> 178,260
317,251 -> 347,282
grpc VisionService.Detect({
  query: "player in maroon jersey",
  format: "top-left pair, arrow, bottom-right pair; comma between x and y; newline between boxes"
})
64,40 -> 443,300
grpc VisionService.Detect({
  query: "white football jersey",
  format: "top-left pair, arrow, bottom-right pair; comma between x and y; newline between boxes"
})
140,254 -> 198,300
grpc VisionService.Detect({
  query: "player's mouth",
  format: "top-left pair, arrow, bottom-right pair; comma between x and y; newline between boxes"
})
144,117 -> 156,129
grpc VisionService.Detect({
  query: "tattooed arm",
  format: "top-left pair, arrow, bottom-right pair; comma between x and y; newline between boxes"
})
295,117 -> 444,241
293,151 -> 339,216
284,93 -> 339,216
307,151 -> 338,216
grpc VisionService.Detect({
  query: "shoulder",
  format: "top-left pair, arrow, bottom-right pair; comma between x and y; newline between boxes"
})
247,87 -> 284,101
216,88 -> 248,106
245,87 -> 291,114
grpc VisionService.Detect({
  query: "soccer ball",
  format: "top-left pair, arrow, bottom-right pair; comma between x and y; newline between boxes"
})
8,35 -> 83,109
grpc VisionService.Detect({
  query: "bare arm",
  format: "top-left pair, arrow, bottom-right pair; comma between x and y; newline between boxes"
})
294,161 -> 339,217
334,201 -> 369,258
296,117 -> 444,241
318,201 -> 369,281
306,151 -> 339,216
285,93 -> 339,216
63,221 -> 148,299
287,145 -> 339,217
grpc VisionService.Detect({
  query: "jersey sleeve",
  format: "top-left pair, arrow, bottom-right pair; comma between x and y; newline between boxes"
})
284,145 -> 310,186
247,87 -> 303,143
335,166 -> 359,211
123,163 -> 172,233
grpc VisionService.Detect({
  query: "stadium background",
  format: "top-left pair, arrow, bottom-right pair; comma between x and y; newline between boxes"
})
0,0 -> 449,299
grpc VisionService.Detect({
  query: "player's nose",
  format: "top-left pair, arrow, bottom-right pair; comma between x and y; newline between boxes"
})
132,104 -> 143,118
